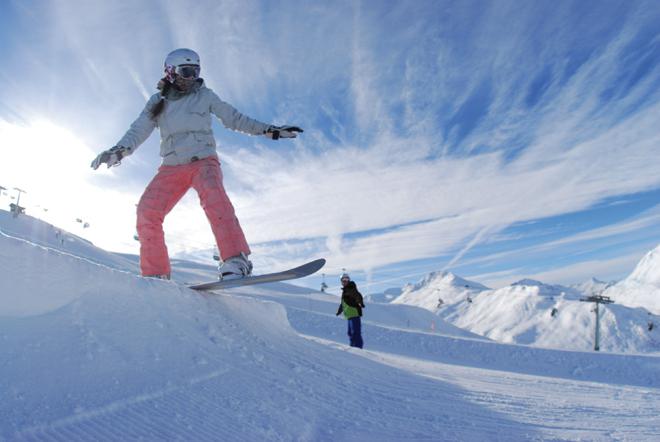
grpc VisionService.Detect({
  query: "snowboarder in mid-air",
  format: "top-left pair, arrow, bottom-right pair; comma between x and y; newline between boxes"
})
336,273 -> 365,348
91,48 -> 303,280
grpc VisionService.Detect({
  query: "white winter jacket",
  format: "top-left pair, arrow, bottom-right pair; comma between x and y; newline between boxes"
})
116,80 -> 270,166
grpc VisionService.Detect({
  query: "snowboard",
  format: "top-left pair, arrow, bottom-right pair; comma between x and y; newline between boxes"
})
189,258 -> 326,291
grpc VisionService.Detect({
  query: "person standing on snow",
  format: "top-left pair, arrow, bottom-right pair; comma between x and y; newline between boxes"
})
336,273 -> 365,348
91,48 -> 302,280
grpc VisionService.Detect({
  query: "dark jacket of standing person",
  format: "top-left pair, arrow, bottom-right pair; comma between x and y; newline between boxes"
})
336,280 -> 365,319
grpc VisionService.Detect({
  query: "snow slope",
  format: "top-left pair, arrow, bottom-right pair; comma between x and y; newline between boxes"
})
0,209 -> 137,275
1,212 -> 660,441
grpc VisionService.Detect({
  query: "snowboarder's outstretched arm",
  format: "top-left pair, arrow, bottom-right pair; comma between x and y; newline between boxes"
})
209,93 -> 270,135
209,91 -> 303,139
91,94 -> 160,170
115,94 -> 161,152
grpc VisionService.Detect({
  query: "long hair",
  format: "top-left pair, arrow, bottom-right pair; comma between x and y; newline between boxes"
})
150,79 -> 171,120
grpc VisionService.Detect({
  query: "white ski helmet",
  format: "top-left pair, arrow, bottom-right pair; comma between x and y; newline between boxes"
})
164,48 -> 201,82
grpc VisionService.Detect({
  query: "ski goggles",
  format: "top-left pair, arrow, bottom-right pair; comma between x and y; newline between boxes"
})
176,65 -> 200,79
165,64 -> 200,81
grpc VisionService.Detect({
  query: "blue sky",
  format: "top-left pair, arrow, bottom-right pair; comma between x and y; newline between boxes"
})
0,0 -> 659,294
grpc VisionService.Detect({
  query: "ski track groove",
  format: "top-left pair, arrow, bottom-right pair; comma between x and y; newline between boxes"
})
12,366 -> 245,441
283,345 -> 532,440
14,375 -> 255,441
358,347 -> 660,440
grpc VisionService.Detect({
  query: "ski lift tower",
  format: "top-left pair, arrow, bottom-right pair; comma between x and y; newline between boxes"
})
10,187 -> 27,217
580,294 -> 614,351
13,187 -> 26,206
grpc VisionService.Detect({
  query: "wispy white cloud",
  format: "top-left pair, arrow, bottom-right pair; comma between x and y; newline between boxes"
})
450,203 -> 660,274
1,0 -> 658,286
487,250 -> 649,288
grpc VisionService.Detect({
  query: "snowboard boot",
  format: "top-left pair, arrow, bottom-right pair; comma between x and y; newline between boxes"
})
144,274 -> 171,280
219,252 -> 253,280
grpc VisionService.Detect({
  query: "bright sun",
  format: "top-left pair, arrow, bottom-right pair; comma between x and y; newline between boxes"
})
0,118 -> 140,253
0,119 -> 95,193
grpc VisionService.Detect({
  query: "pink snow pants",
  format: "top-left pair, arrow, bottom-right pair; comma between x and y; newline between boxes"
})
136,156 -> 250,276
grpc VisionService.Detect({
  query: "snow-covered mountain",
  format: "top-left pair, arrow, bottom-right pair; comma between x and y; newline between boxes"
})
629,244 -> 660,285
511,279 -> 582,300
440,284 -> 658,353
571,277 -> 616,297
392,255 -> 660,354
392,271 -> 489,311
2,211 -> 660,440
603,244 -> 660,314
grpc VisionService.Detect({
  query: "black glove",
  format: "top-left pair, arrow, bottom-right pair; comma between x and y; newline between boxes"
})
91,146 -> 130,170
266,125 -> 303,140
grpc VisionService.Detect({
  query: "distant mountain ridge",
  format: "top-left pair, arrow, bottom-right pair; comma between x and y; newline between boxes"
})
391,271 -> 489,312
511,279 -> 582,299
602,244 -> 660,314
390,245 -> 660,353
628,245 -> 660,286
570,277 -> 616,297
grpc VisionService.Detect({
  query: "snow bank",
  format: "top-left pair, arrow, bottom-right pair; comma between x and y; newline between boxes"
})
0,210 -> 137,273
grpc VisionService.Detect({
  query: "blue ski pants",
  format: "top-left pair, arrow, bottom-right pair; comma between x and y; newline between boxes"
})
347,317 -> 363,349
